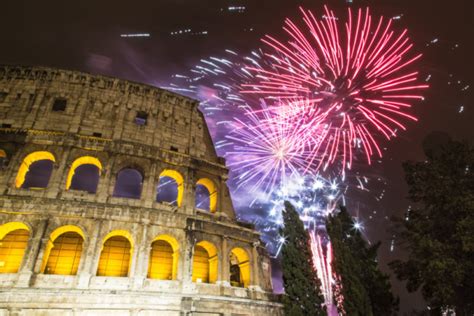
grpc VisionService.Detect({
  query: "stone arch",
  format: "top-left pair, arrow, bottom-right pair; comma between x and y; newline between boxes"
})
195,178 -> 218,213
148,234 -> 179,280
40,225 -> 85,275
156,169 -> 184,207
66,156 -> 102,193
15,151 -> 56,189
192,240 -> 218,284
97,230 -> 133,277
113,167 -> 143,199
0,222 -> 30,274
229,247 -> 251,288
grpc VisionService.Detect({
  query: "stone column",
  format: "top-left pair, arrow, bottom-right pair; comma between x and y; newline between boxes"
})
69,87 -> 90,134
132,223 -> 149,289
112,98 -> 129,140
76,220 -> 102,289
142,163 -> 157,208
127,224 -> 142,289
24,88 -> 46,128
4,148 -> 25,189
97,155 -> 116,203
220,236 -> 230,286
46,148 -> 69,199
251,243 -> 261,288
15,218 -> 48,287
181,169 -> 195,215
89,220 -> 108,279
182,230 -> 194,283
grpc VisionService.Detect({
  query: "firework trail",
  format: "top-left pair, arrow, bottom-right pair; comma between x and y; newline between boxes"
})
310,232 -> 336,314
242,6 -> 428,172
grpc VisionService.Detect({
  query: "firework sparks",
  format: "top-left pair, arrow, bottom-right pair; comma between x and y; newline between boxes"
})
242,6 -> 428,171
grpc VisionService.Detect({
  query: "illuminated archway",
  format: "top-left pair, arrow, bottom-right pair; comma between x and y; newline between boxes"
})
147,235 -> 179,280
97,230 -> 133,277
156,169 -> 184,207
0,222 -> 30,273
66,156 -> 102,193
41,225 -> 85,275
195,178 -> 217,212
15,151 -> 55,189
113,168 -> 143,199
192,241 -> 218,284
229,247 -> 251,288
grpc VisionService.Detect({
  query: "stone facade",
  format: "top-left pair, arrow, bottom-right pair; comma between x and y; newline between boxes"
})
0,66 -> 283,315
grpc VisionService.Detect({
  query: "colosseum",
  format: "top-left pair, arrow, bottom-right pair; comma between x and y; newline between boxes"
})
0,65 -> 283,315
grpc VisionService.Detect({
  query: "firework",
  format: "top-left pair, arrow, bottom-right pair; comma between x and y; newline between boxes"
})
242,6 -> 428,171
310,232 -> 334,310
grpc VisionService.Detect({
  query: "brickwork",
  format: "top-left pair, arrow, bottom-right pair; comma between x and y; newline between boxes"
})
0,66 -> 283,316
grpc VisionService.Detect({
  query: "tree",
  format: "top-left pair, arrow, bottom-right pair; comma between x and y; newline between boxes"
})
389,139 -> 474,315
327,206 -> 398,315
280,201 -> 326,316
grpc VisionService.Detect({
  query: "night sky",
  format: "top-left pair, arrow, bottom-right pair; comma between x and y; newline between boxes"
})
2,0 -> 473,313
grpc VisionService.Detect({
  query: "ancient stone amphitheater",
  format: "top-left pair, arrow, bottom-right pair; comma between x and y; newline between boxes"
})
0,65 -> 283,315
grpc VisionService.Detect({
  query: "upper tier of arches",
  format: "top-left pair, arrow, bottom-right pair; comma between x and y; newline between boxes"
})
8,150 -> 220,213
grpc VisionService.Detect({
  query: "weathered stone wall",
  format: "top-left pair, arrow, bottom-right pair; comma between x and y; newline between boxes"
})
0,66 -> 283,316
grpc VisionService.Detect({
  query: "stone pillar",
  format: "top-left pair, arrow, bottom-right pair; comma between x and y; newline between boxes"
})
220,236 -> 230,286
68,87 -> 90,134
181,169 -> 195,215
142,163 -> 157,208
89,220 -> 108,280
24,88 -> 46,128
251,243 -> 261,288
32,223 -> 54,275
128,225 -> 140,281
97,155 -> 116,203
182,230 -> 194,283
77,220 -> 102,289
132,223 -> 149,289
4,148 -> 25,189
46,148 -> 69,199
15,218 -> 48,287
112,98 -> 128,140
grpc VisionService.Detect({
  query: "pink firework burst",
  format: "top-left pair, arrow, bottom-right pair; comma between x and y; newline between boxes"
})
225,103 -> 319,194
242,6 -> 428,172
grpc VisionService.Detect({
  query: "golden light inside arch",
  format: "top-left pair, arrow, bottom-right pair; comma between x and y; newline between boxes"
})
0,222 -> 30,274
192,240 -> 218,284
148,234 -> 180,280
15,151 -> 55,188
97,230 -> 134,277
230,247 -> 251,288
159,169 -> 184,207
196,178 -> 218,213
40,225 -> 85,275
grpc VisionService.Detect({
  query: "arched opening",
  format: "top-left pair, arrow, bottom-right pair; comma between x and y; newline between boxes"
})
40,225 -> 85,275
148,235 -> 179,280
66,156 -> 102,193
97,231 -> 133,277
156,169 -> 184,207
0,222 -> 30,274
15,151 -> 55,189
113,168 -> 143,199
192,241 -> 218,284
195,178 -> 217,212
229,248 -> 251,288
